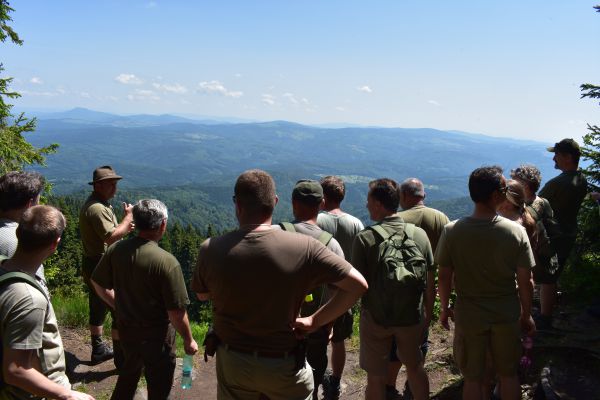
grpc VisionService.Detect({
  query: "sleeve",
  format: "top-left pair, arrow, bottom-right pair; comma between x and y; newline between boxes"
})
91,244 -> 115,289
434,225 -> 453,269
191,239 -> 210,294
162,260 -> 191,310
414,227 -> 435,271
517,227 -> 536,270
308,238 -> 351,287
351,232 -> 369,277
2,289 -> 45,351
89,205 -> 117,240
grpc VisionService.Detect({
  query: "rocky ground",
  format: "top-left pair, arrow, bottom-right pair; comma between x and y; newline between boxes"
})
63,302 -> 600,399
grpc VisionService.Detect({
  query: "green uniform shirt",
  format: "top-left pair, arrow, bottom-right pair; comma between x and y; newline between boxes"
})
79,193 -> 118,259
435,216 -> 535,326
352,214 -> 434,315
398,205 -> 450,252
538,170 -> 587,237
92,237 -> 189,332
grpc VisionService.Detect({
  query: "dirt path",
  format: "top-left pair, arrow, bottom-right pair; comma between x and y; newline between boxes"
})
62,303 -> 600,399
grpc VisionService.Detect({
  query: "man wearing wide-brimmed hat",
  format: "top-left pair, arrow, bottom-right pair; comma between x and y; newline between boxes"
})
538,138 -> 588,328
79,165 -> 134,368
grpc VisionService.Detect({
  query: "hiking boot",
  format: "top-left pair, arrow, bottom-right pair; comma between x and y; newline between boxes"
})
385,385 -> 402,400
322,372 -> 341,400
91,341 -> 114,365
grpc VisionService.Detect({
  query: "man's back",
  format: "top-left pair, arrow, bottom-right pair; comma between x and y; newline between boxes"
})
317,211 -> 364,262
435,216 -> 535,325
79,193 -> 118,258
398,205 -> 449,251
539,170 -> 587,236
192,228 -> 350,352
93,236 -> 188,330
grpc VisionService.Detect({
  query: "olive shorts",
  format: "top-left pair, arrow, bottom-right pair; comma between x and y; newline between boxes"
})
359,309 -> 424,376
331,309 -> 354,343
453,320 -> 521,380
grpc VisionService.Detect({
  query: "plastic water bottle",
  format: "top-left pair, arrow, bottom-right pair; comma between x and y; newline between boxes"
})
181,354 -> 193,389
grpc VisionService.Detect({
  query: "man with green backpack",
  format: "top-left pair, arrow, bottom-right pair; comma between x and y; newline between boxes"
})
279,180 -> 346,400
352,178 -> 434,400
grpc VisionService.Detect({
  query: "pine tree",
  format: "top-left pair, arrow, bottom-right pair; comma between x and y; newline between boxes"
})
0,0 -> 57,174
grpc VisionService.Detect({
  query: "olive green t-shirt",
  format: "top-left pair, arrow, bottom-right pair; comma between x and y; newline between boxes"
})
92,237 -> 189,333
79,193 -> 118,259
398,205 -> 450,252
0,266 -> 70,399
191,228 -> 352,352
538,170 -> 587,237
317,211 -> 364,262
435,216 -> 535,326
352,214 -> 434,315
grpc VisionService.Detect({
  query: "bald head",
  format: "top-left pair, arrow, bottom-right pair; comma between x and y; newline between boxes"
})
399,178 -> 425,209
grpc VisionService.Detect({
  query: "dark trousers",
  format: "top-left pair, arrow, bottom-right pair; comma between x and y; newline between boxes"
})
82,255 -> 113,327
307,328 -> 329,392
111,325 -> 176,400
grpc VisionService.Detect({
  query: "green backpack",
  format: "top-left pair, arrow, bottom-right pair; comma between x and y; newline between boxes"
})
364,223 -> 428,327
279,222 -> 333,317
0,255 -> 49,393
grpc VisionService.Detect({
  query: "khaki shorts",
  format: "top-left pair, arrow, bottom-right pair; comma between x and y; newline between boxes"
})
453,320 -> 521,380
216,346 -> 313,400
359,309 -> 424,376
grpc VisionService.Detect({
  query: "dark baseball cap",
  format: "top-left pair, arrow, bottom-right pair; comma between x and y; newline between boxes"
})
547,138 -> 581,157
292,179 -> 323,204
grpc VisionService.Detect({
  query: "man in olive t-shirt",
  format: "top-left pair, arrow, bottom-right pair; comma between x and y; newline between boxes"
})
79,165 -> 134,366
317,176 -> 364,400
437,166 -> 535,400
192,169 -> 367,400
92,199 -> 197,400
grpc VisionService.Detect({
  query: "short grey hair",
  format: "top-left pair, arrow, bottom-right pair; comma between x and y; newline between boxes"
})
133,199 -> 168,231
400,178 -> 425,198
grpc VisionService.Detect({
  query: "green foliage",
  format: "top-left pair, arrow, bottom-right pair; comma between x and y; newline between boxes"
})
175,322 -> 210,358
0,2 -> 58,175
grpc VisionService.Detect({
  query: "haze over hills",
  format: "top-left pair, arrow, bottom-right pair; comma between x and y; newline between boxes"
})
26,108 -> 558,227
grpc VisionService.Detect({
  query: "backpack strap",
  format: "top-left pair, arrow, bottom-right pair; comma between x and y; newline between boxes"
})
279,222 -> 296,232
0,271 -> 48,302
403,223 -> 415,240
317,231 -> 333,247
369,224 -> 391,241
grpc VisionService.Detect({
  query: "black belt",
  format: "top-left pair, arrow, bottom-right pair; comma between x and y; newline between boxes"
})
222,343 -> 292,359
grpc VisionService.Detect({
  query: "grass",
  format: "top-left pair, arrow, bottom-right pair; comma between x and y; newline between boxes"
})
52,291 -> 210,356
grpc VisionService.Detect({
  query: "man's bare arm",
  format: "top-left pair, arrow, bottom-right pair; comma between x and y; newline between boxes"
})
90,279 -> 115,309
438,265 -> 453,330
293,267 -> 367,333
167,309 -> 199,355
3,348 -> 94,400
196,292 -> 211,301
105,203 -> 134,245
516,267 -> 536,336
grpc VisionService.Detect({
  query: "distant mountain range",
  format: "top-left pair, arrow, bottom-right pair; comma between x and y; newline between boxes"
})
26,108 -> 557,209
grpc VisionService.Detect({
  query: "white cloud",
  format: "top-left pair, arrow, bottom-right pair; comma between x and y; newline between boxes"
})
79,92 -> 91,98
127,89 -> 160,102
115,73 -> 143,85
19,90 -> 59,97
428,100 -> 441,106
357,85 -> 373,93
145,1 -> 158,8
152,82 -> 188,94
198,80 -> 243,98
262,94 -> 276,106
234,73 -> 242,78
283,93 -> 310,106
335,106 -> 346,112
30,77 -> 43,85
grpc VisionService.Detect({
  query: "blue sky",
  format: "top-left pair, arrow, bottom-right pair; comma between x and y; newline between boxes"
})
3,1 -> 599,142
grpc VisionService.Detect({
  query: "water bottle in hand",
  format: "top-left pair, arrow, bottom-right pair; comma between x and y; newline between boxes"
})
181,354 -> 193,389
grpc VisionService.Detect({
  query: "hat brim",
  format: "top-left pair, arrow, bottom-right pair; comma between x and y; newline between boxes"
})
546,146 -> 556,152
88,176 -> 123,185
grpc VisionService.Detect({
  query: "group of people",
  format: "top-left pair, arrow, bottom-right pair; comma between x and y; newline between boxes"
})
0,137 -> 593,400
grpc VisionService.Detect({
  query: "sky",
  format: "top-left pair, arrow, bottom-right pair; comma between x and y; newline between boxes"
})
2,1 -> 599,143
